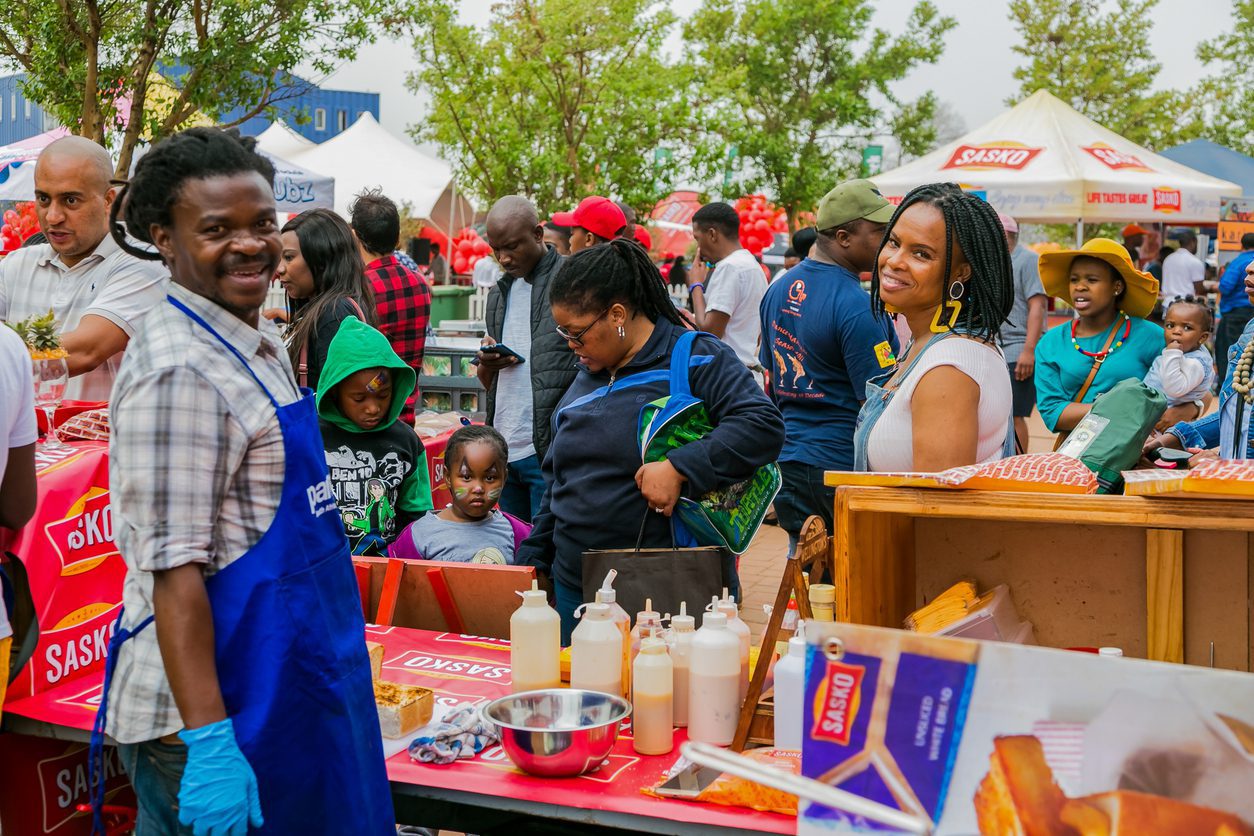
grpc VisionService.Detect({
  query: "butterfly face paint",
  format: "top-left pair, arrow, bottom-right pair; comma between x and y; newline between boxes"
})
445,439 -> 508,522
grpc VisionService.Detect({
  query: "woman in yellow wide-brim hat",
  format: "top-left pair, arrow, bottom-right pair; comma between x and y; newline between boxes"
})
1033,238 -> 1179,434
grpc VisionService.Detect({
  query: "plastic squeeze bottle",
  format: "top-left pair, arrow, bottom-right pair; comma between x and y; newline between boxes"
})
715,592 -> 751,704
630,598 -> 662,661
510,580 -> 561,693
772,634 -> 807,751
570,602 -> 623,697
688,608 -> 741,746
596,571 -> 632,699
632,637 -> 674,755
667,602 -> 695,727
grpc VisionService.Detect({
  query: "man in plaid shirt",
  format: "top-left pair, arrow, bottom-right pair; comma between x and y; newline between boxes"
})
350,189 -> 430,424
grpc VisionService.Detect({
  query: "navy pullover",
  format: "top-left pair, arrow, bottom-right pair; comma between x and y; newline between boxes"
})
515,317 -> 785,590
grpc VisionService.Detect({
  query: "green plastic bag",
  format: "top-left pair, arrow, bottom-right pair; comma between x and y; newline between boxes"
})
1055,378 -> 1166,493
638,331 -> 780,554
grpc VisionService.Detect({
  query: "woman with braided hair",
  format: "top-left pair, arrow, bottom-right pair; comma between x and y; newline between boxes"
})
854,182 -> 1015,472
514,238 -> 785,641
98,127 -> 394,834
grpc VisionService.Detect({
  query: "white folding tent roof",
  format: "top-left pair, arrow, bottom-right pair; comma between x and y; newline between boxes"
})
282,113 -> 474,236
872,90 -> 1241,224
255,120 -> 316,160
0,127 -> 72,201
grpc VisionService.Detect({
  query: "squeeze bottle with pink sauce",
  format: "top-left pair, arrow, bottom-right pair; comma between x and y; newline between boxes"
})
667,602 -> 695,727
687,602 -> 741,747
570,602 -> 623,698
632,637 -> 674,755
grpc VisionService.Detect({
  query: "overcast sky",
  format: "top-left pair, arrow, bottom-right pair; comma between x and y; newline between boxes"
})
311,0 -> 1232,153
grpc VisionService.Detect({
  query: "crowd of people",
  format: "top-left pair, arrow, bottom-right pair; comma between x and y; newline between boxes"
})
1,124 -> 1253,833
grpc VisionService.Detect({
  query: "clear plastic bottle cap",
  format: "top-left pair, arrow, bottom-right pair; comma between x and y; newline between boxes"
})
640,637 -> 668,654
787,635 -> 807,657
702,611 -> 728,629
576,602 -> 610,621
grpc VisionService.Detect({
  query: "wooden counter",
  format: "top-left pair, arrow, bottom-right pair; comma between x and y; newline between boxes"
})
824,482 -> 1254,670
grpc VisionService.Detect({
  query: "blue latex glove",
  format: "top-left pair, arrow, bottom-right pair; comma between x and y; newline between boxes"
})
177,718 -> 264,836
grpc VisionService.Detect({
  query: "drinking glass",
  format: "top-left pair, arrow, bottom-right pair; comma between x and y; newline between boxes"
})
32,356 -> 69,450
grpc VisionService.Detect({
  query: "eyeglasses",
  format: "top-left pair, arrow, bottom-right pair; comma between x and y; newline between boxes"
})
555,308 -> 610,346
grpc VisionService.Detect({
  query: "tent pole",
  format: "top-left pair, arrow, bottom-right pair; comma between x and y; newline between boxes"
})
1075,219 -> 1083,248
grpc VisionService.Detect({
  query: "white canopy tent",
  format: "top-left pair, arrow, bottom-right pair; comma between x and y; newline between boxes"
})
281,113 -> 474,237
0,127 -> 72,201
872,90 -> 1241,228
255,120 -> 316,161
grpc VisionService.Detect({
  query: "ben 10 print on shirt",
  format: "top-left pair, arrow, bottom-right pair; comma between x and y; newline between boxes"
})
325,445 -> 407,556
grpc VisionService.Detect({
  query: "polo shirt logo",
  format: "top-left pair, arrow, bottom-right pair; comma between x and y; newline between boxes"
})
874,341 -> 896,368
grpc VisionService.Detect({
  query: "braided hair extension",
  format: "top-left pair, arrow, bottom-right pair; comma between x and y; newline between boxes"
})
871,183 -> 1013,342
445,424 -> 509,473
550,238 -> 685,327
1164,294 -> 1214,333
281,208 -> 378,371
109,127 -> 275,261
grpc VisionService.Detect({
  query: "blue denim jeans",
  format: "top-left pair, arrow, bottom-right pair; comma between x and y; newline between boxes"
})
500,454 -> 546,523
118,737 -> 193,836
774,460 -> 835,553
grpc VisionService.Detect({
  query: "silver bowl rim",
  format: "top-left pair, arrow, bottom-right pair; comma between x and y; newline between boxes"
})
480,688 -> 633,733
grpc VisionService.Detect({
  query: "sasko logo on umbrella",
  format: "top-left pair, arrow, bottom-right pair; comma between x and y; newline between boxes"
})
941,142 -> 1044,171
1081,142 -> 1154,172
1153,188 -> 1183,213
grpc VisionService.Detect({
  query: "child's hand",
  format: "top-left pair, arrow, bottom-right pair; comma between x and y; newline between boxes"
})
635,460 -> 685,516
1166,338 -> 1184,351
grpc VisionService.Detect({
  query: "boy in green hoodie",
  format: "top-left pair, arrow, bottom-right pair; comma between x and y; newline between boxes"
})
317,316 -> 433,555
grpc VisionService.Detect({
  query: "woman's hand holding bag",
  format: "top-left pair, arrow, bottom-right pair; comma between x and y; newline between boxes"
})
635,460 -> 684,516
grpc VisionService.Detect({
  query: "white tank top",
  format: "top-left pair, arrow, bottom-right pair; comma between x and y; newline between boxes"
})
865,337 -> 1012,472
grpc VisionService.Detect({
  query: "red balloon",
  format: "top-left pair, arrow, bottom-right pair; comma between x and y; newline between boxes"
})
3,211 -> 17,226
457,240 -> 473,254
473,240 -> 489,256
453,256 -> 469,274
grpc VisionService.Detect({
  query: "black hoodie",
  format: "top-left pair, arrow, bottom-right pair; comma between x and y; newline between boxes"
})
515,317 -> 785,590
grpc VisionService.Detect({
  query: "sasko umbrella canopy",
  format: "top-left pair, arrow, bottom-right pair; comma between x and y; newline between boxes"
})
872,90 -> 1241,226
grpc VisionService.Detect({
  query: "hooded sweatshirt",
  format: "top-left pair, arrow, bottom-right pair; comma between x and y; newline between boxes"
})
317,316 -> 432,556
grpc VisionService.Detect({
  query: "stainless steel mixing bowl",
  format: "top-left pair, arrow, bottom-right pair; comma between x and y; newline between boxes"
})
481,689 -> 632,777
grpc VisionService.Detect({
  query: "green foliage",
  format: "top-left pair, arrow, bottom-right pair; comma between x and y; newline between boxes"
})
408,0 -> 693,214
682,0 -> 954,229
0,0 -> 404,176
1182,0 -> 1254,155
1006,0 -> 1186,149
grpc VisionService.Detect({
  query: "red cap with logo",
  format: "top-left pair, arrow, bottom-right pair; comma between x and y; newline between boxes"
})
633,225 -> 652,250
552,196 -> 627,241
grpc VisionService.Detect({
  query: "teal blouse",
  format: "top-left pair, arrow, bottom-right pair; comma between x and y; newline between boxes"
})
1034,316 -> 1164,432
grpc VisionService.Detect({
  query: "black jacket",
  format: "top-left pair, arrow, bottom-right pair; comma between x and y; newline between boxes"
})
515,318 -> 786,590
484,245 -> 576,460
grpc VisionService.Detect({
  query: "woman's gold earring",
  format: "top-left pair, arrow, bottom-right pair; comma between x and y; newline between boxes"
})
930,280 -> 964,333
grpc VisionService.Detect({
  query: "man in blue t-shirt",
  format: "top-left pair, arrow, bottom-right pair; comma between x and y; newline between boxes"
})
1217,233 -> 1254,369
759,179 -> 898,546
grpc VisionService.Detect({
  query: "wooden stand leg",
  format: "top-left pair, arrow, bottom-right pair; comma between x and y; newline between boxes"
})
1146,529 -> 1184,664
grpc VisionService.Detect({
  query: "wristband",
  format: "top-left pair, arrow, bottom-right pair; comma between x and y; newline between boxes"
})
689,282 -> 704,293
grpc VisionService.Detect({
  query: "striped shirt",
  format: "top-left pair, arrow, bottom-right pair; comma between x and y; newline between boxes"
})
105,282 -> 299,744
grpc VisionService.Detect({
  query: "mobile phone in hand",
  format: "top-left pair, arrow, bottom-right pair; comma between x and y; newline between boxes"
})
471,343 -> 525,365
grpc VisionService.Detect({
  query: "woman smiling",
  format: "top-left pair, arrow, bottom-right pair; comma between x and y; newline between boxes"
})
1034,239 -> 1165,436
854,183 -> 1014,473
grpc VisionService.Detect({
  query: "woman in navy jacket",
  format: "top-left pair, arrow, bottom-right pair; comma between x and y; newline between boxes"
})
514,239 -> 785,641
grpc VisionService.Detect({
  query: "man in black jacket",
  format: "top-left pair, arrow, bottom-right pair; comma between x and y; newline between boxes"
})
478,196 -> 576,521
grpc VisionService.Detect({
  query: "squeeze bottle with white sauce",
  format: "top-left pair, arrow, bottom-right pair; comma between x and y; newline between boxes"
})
632,637 -> 674,755
715,591 -> 751,703
630,598 -> 662,661
509,580 -> 561,693
596,571 -> 632,699
688,607 -> 741,746
772,633 -> 807,751
570,602 -> 623,697
667,602 -> 695,727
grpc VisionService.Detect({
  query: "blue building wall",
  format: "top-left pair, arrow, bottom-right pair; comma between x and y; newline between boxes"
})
0,76 -> 54,145
0,72 -> 378,146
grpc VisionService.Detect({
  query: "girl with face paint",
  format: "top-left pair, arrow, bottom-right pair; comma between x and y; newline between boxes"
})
389,426 -> 533,565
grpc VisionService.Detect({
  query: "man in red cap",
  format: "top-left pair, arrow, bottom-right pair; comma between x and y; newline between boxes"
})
632,225 -> 652,251
1122,223 -> 1150,265
550,196 -> 626,252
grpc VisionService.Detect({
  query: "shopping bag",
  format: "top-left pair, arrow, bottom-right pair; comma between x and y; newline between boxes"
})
639,330 -> 781,554
1055,378 -> 1166,493
581,515 -> 727,621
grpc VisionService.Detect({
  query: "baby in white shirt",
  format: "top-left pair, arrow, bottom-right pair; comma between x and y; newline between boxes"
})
1143,297 -> 1215,427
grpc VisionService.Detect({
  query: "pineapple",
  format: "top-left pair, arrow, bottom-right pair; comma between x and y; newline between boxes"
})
6,309 -> 68,360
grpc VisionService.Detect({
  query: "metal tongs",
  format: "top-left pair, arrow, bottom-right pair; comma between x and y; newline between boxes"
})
680,741 -> 934,835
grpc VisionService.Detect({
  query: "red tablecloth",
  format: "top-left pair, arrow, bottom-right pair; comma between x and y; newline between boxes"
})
5,626 -> 793,834
373,626 -> 793,834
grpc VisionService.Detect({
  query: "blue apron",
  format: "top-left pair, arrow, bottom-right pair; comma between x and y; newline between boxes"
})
92,295 -> 393,834
853,332 -> 1015,472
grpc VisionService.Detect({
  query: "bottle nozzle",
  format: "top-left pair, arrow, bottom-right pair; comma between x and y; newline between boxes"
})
599,569 -> 618,602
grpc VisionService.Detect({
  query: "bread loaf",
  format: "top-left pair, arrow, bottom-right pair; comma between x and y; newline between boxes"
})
374,680 -> 434,739
1061,791 -> 1252,836
366,641 -> 384,681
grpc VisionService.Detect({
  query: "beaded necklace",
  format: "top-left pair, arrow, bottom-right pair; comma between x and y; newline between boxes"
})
1070,312 -> 1131,361
1232,337 -> 1254,405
